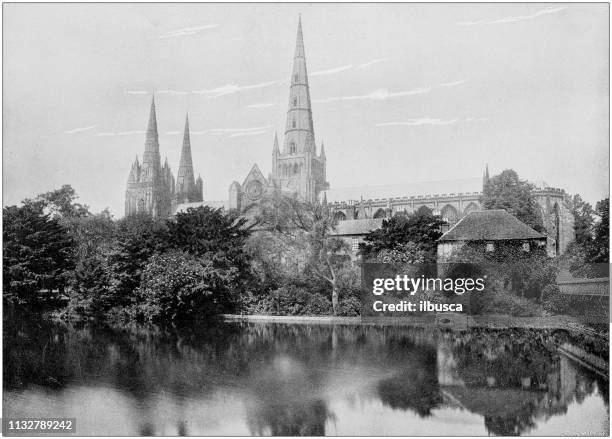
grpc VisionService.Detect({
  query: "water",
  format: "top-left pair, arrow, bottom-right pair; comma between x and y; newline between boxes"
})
3,318 -> 609,436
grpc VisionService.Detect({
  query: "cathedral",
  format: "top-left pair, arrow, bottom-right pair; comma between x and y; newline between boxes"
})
229,16 -> 328,211
125,15 -> 575,256
125,98 -> 203,217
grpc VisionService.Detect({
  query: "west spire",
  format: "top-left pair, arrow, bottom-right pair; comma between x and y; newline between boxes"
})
141,95 -> 162,181
283,15 -> 315,154
176,113 -> 196,197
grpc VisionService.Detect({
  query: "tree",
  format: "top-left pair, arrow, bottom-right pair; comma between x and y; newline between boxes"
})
359,206 -> 446,262
26,184 -> 90,219
569,194 -> 595,248
105,212 -> 169,306
165,206 -> 250,261
67,210 -> 118,316
134,250 -> 240,322
255,193 -> 353,315
3,202 -> 75,307
589,198 -> 609,263
481,169 -> 544,232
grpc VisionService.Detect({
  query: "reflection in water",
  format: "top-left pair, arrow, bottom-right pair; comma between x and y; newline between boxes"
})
3,317 -> 609,436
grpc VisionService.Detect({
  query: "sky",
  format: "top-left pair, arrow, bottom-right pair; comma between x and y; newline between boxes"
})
3,3 -> 609,217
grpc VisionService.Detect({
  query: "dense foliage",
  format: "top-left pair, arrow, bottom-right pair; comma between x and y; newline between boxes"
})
3,202 -> 75,307
251,193 -> 359,316
481,169 -> 544,232
3,182 -> 608,321
359,206 -> 446,263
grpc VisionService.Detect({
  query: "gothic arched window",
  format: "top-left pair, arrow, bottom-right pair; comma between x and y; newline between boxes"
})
292,118 -> 296,128
293,98 -> 297,107
294,73 -> 299,83
290,141 -> 296,154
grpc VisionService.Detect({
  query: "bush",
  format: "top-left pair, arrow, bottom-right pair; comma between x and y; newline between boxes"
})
131,250 -> 240,323
245,285 -> 331,316
475,289 -> 544,317
337,295 -> 361,316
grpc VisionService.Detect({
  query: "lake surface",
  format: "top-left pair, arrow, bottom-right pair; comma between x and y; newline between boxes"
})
3,318 -> 609,436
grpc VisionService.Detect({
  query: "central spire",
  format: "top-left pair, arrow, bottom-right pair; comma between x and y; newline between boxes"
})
283,15 -> 315,155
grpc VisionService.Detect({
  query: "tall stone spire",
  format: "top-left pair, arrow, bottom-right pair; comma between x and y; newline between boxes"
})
284,14 -> 315,154
141,95 -> 162,182
176,114 -> 196,197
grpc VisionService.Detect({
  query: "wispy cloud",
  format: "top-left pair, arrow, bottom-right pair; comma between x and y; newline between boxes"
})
209,125 -> 273,135
65,125 -> 96,134
193,81 -> 276,97
376,117 -> 488,127
245,102 -> 280,109
124,91 -> 149,95
96,130 -> 146,137
311,64 -> 353,77
458,6 -> 567,26
314,78 -> 466,104
227,130 -> 268,138
439,79 -> 467,87
157,89 -> 189,95
355,58 -> 389,70
316,86 -> 432,103
158,24 -> 220,39
308,58 -> 388,78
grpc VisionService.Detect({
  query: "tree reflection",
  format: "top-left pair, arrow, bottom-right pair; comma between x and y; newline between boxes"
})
3,316 -> 608,436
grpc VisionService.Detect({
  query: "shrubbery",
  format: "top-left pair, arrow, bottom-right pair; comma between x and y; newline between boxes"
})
129,250 -> 240,322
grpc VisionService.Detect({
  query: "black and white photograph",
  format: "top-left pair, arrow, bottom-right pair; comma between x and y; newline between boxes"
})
2,2 -> 610,436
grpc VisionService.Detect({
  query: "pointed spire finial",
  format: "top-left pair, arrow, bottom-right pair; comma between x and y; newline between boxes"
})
273,131 -> 279,155
295,14 -> 305,59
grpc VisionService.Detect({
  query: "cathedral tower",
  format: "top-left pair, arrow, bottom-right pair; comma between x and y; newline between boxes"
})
271,15 -> 328,203
174,114 -> 203,205
125,96 -> 173,218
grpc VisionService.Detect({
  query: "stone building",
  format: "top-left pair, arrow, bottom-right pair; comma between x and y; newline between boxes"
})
229,16 -> 329,212
124,15 -> 575,259
326,176 -> 574,257
436,209 -> 548,261
125,98 -> 203,218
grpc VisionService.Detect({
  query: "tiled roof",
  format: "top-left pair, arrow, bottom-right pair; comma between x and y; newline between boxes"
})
439,210 -> 545,242
332,218 -> 384,236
